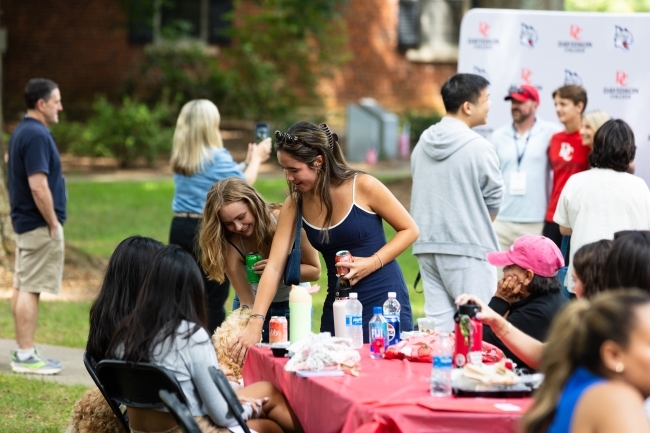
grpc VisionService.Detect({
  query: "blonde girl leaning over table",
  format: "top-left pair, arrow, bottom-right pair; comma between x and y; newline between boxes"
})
198,177 -> 320,343
227,122 -> 419,364
169,99 -> 271,334
522,290 -> 650,433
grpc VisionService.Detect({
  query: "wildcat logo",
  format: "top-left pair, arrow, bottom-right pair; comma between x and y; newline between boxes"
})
521,68 -> 533,85
468,21 -> 499,49
473,66 -> 490,81
604,71 -> 639,99
559,143 -> 574,162
558,24 -> 592,53
614,26 -> 633,52
564,69 -> 583,86
479,22 -> 490,37
520,23 -> 538,49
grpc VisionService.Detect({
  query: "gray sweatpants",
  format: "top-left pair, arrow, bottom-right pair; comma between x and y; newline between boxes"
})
416,253 -> 496,332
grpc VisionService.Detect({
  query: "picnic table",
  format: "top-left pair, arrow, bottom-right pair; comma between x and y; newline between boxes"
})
243,345 -> 531,433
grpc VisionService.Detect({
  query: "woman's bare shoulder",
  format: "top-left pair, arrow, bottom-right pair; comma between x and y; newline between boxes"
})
573,381 -> 648,433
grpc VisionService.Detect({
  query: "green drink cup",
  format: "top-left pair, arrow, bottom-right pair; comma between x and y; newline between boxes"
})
246,253 -> 263,284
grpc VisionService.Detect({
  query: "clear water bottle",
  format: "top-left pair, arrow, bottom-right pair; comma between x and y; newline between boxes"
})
369,307 -> 388,359
382,292 -> 401,346
345,293 -> 364,349
431,332 -> 453,396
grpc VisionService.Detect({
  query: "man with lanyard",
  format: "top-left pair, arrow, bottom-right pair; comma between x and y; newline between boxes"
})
490,85 -> 562,257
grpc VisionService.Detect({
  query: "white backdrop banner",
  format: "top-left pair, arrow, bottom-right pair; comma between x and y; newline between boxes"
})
458,8 -> 650,185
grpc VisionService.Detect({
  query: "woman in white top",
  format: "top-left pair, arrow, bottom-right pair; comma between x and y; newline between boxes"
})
554,119 -> 650,292
108,245 -> 303,433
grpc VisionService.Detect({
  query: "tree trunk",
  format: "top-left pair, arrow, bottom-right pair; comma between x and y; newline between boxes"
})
0,140 -> 14,268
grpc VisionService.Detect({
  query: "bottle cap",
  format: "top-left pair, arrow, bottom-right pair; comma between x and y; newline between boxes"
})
373,306 -> 382,315
457,302 -> 481,317
350,292 -> 358,299
388,292 -> 396,298
289,285 -> 312,303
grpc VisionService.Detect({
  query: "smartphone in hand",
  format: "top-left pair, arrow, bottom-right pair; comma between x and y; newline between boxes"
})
254,122 -> 270,144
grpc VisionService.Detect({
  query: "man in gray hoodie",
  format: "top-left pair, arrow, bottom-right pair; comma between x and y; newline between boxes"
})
411,73 -> 504,331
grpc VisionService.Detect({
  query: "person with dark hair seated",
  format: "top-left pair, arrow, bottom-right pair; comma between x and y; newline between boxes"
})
605,230 -> 650,291
107,245 -> 303,433
482,235 -> 568,371
572,239 -> 614,299
554,118 -> 650,294
86,235 -> 164,363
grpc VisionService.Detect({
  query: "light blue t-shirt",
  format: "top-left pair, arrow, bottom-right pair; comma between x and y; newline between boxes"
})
490,118 -> 562,223
172,148 -> 245,214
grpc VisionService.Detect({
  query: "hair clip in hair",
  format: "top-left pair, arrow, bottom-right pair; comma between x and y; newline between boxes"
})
319,124 -> 338,151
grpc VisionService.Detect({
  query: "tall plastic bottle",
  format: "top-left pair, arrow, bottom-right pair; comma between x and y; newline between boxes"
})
344,293 -> 363,348
430,332 -> 453,396
289,285 -> 312,344
333,277 -> 351,338
382,292 -> 401,346
369,307 -> 388,359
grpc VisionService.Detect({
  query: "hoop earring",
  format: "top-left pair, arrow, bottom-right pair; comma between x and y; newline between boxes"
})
615,362 -> 625,373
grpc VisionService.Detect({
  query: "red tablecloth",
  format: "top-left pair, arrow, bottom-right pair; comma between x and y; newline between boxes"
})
242,345 -> 531,433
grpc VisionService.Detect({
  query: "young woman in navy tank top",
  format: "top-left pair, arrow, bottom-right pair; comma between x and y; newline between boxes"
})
228,122 -> 418,363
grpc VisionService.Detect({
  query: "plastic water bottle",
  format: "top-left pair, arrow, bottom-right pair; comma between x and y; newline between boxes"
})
382,292 -> 401,347
369,307 -> 388,359
430,332 -> 453,396
345,293 -> 363,349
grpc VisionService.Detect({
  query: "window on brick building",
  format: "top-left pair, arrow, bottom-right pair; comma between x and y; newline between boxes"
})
399,0 -> 470,62
128,0 -> 232,45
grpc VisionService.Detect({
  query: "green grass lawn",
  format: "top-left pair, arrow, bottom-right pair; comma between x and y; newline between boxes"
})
1,176 -> 423,347
0,373 -> 88,432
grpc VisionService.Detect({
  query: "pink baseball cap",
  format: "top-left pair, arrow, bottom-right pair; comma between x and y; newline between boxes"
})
486,235 -> 564,277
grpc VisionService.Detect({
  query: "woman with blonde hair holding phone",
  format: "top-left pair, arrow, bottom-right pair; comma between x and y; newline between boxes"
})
169,100 -> 271,333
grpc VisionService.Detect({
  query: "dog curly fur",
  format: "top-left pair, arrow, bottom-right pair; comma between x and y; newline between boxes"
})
66,387 -> 123,433
212,307 -> 252,379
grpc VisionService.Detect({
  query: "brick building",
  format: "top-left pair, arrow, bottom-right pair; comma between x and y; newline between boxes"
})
0,0 -> 466,122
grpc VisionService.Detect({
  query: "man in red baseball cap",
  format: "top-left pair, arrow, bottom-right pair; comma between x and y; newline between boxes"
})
489,84 -> 562,277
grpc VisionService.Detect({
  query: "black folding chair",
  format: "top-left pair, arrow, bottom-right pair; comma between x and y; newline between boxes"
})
82,352 -> 129,432
159,390 -> 202,433
95,359 -> 200,433
208,366 -> 252,433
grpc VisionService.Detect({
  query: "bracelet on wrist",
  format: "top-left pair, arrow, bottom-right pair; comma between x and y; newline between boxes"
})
250,313 -> 265,321
496,322 -> 512,338
373,253 -> 384,269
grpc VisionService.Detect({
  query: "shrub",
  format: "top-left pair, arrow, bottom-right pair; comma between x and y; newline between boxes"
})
51,96 -> 177,167
402,111 -> 443,148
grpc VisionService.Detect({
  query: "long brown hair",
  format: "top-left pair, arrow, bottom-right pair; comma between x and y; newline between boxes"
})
521,290 -> 650,433
276,122 -> 360,242
199,177 -> 281,283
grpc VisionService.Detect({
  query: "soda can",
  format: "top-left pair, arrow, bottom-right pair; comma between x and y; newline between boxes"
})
385,316 -> 401,347
335,250 -> 353,275
269,316 -> 288,344
246,253 -> 263,284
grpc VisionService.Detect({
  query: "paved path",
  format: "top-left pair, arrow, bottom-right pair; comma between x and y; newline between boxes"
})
0,338 -> 94,387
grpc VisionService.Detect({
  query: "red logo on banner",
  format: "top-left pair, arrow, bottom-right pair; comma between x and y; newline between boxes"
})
570,25 -> 581,41
521,68 -> 533,85
479,22 -> 490,38
616,71 -> 628,87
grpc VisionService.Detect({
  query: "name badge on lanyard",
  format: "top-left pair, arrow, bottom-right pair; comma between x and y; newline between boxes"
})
510,171 -> 527,195
511,121 -> 534,196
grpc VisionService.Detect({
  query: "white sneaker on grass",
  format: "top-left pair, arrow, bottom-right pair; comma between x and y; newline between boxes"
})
11,351 -> 63,375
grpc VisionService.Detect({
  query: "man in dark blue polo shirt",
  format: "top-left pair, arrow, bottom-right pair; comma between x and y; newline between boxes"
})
8,78 -> 65,374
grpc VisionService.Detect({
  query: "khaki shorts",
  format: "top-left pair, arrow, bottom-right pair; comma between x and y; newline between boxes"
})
13,225 -> 64,295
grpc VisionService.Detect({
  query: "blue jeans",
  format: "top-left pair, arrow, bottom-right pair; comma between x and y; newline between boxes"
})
233,295 -> 290,343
